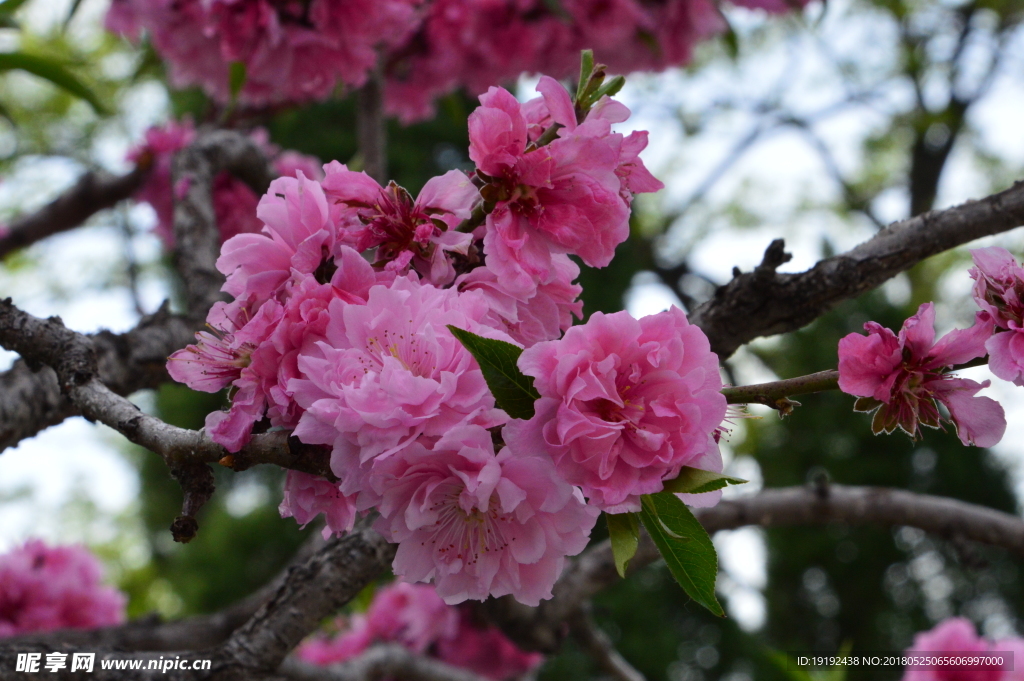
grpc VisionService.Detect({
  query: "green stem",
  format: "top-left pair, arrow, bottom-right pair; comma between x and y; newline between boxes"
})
534,122 -> 563,148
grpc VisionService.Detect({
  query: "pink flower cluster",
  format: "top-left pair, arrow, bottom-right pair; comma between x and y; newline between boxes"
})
298,581 -> 542,680
902,618 -> 1024,681
107,0 -> 419,107
127,119 -> 322,248
168,77 -> 724,605
108,0 -> 807,120
0,540 -> 126,637
836,246 -> 1024,448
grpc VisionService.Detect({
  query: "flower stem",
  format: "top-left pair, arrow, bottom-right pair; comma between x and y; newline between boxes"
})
721,370 -> 840,412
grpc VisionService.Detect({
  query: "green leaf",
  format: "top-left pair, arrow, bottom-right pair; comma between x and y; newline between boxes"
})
447,326 -> 540,420
606,512 -> 640,578
592,75 -> 625,102
229,61 -> 247,101
661,466 -> 747,495
0,51 -> 107,114
639,492 -> 724,617
576,49 -> 595,102
0,0 -> 30,19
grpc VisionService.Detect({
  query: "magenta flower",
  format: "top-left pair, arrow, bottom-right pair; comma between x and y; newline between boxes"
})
902,617 -> 1024,681
0,540 -> 126,637
469,83 -> 631,295
505,307 -> 726,513
372,424 -> 598,605
296,613 -> 374,665
290,278 -> 509,501
837,302 -> 1005,447
970,247 -> 1024,386
322,163 -> 479,285
457,253 -> 583,347
437,608 -> 544,680
279,471 -> 358,540
364,582 -> 460,654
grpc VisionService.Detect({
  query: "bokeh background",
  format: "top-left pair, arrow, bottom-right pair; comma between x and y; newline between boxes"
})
3,0 -> 1024,679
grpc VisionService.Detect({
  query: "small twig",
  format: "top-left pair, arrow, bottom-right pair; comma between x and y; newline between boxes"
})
721,369 -> 839,412
356,65 -> 387,184
569,609 -> 647,681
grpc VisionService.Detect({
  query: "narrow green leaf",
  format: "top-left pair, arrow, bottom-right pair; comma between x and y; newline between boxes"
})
722,23 -> 740,60
0,0 -> 30,19
606,512 -> 640,578
0,51 -> 107,114
661,466 -> 747,495
447,326 -> 540,420
229,61 -> 247,100
639,492 -> 724,617
576,49 -> 594,102
591,75 -> 625,102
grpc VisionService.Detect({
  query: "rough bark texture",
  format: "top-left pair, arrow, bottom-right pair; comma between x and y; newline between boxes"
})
691,181 -> 1024,357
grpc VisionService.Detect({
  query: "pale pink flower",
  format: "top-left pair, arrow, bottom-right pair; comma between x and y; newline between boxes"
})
838,302 -> 1005,448
902,618 -> 1023,681
279,471 -> 358,539
297,613 -> 374,665
970,247 -> 1024,386
373,424 -> 598,605
364,582 -> 459,653
437,608 -> 544,680
322,163 -> 478,285
505,307 -> 726,513
457,254 -> 583,346
469,84 -> 630,295
0,540 -> 126,637
290,278 -> 509,502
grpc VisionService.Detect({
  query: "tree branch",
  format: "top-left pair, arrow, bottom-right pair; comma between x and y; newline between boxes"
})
568,609 -> 647,681
356,68 -> 387,185
721,369 -> 839,412
0,166 -> 149,260
691,180 -> 1024,357
280,645 -> 492,681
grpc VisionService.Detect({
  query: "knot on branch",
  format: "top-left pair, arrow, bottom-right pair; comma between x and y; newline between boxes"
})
755,238 -> 792,277
169,461 -> 216,543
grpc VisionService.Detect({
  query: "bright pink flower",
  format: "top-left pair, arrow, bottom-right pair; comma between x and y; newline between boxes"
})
365,582 -> 459,653
469,83 -> 631,295
901,618 -> 1022,681
322,163 -> 478,285
457,254 -> 583,346
505,307 -> 726,513
279,471 -> 358,539
373,424 -> 598,605
0,540 -> 126,637
970,247 -> 1024,386
838,302 -> 1005,447
290,278 -> 509,501
437,608 -> 544,680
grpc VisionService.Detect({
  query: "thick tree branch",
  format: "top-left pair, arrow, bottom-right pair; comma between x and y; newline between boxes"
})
0,166 -> 149,260
691,181 -> 1024,357
171,130 -> 276,320
487,484 -> 1024,652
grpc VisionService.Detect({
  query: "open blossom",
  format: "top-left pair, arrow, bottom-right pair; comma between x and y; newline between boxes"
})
322,163 -> 478,285
127,120 -> 322,248
838,302 -> 1005,448
902,618 -> 1024,681
372,425 -> 598,606
279,471 -> 358,539
505,307 -> 726,513
297,581 -> 541,679
469,83 -> 633,295
0,540 -> 126,637
970,247 -> 1024,386
290,278 -> 509,501
457,254 -> 583,347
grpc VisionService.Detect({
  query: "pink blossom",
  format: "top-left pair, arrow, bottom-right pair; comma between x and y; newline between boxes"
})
373,424 -> 598,605
970,247 -> 1024,386
505,307 -> 726,513
437,608 -> 544,680
469,83 -> 631,295
322,163 -> 478,285
0,540 -> 126,637
902,618 -> 1023,681
289,278 -> 509,502
127,120 -> 322,248
297,613 -> 374,665
364,582 -> 459,653
837,302 -> 1005,448
279,471 -> 358,540
457,254 -> 583,346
